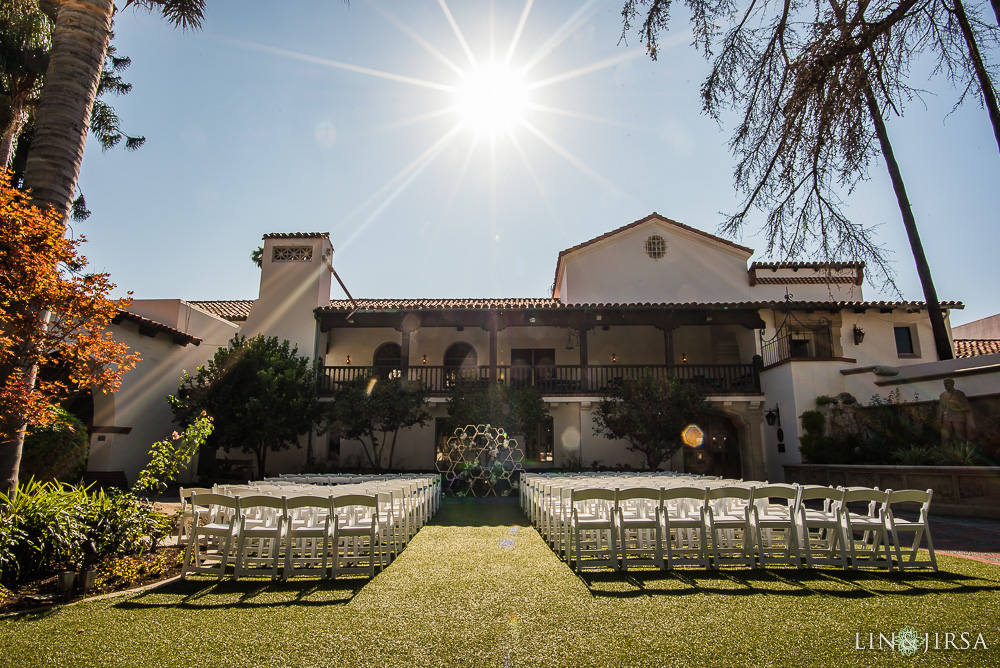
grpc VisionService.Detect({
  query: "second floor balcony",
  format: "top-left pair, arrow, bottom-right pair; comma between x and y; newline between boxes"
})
319,362 -> 761,397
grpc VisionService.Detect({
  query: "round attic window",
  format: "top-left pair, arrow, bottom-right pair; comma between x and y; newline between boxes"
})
645,235 -> 667,259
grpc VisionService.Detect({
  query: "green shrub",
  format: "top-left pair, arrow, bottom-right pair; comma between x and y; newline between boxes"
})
814,395 -> 834,406
133,414 -> 214,495
19,407 -> 89,484
891,444 -> 941,466
0,480 -> 169,586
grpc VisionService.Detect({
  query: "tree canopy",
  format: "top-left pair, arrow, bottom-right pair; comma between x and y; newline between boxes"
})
327,374 -> 431,471
446,382 -> 549,453
0,173 -> 138,496
620,0 -> 1000,360
169,334 -> 323,477
592,375 -> 707,469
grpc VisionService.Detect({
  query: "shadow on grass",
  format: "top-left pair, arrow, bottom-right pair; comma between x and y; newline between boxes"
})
575,566 -> 1000,600
113,575 -> 368,611
429,498 -> 528,527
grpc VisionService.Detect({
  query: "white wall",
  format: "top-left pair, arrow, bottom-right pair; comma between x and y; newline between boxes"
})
89,301 -> 238,483
559,218 -> 753,305
242,235 -> 333,359
953,314 -> 1000,340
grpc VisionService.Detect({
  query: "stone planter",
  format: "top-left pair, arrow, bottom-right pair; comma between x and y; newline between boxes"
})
57,570 -> 76,594
80,569 -> 96,592
783,464 -> 1000,518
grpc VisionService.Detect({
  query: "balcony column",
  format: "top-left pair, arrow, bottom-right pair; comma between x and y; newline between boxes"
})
400,329 -> 411,376
579,328 -> 589,391
664,329 -> 674,372
397,313 -> 420,379
489,316 -> 498,384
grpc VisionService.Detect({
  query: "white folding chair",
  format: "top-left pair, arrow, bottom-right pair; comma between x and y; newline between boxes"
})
796,487 -> 848,569
749,484 -> 801,568
885,489 -> 937,571
182,493 -> 240,580
566,488 -> 618,572
284,495 -> 335,580
661,487 -> 710,569
176,486 -> 212,546
839,488 -> 892,570
332,494 -> 383,577
234,495 -> 285,580
704,486 -> 755,568
615,487 -> 663,570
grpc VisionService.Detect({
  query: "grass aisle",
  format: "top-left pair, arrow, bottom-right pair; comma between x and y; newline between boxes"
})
1,500 -> 999,667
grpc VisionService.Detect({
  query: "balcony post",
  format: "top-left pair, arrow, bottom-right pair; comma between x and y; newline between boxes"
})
400,329 -> 411,376
489,315 -> 498,384
579,328 -> 589,391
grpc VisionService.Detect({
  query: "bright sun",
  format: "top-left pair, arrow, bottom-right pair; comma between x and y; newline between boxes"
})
455,62 -> 529,135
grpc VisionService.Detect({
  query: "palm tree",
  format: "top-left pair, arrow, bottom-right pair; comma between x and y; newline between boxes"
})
23,0 -> 204,218
1,0 -> 205,496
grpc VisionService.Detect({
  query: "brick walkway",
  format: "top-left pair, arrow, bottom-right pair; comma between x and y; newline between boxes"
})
926,514 -> 1000,566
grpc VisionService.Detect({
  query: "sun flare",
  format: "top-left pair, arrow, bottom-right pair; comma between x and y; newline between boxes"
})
455,62 -> 530,135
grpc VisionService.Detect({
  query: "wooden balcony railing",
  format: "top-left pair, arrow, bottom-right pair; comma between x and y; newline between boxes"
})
319,363 -> 760,396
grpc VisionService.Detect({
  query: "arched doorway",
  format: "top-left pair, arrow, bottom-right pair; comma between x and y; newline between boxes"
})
372,342 -> 403,379
444,342 -> 478,385
684,414 -> 742,479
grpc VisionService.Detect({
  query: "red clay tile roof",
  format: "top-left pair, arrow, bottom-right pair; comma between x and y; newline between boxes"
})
954,339 -> 1000,358
262,232 -> 330,240
188,300 -> 255,321
320,298 -> 564,311
748,262 -> 865,287
318,298 -> 963,312
188,297 -> 963,317
112,311 -> 201,346
752,276 -> 858,285
552,213 -> 754,296
749,261 -> 864,270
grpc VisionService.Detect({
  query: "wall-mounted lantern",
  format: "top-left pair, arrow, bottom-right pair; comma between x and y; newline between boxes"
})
853,324 -> 866,345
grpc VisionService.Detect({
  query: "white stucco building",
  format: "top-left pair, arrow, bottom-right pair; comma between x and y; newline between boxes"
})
91,214 -> 970,483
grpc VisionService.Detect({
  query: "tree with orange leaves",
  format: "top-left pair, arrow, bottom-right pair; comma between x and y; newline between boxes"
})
0,173 -> 139,496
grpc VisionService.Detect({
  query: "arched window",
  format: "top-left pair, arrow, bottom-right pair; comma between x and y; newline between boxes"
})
444,342 -> 478,385
444,342 -> 477,368
372,342 -> 402,379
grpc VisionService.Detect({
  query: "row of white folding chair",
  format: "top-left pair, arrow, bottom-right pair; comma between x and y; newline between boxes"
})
541,482 -> 935,571
527,476 -> 731,557
182,492 -> 387,580
522,473 -> 715,538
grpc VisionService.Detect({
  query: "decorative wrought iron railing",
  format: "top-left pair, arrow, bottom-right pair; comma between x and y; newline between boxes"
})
760,328 -> 833,367
319,363 -> 760,396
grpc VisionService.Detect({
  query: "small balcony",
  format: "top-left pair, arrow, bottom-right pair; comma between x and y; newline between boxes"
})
319,363 -> 761,397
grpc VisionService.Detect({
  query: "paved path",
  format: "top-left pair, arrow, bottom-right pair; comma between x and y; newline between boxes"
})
925,514 -> 1000,566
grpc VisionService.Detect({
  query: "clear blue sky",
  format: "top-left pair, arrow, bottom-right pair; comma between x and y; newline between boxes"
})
75,0 -> 999,325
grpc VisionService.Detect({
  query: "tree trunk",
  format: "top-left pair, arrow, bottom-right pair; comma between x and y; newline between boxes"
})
1,0 -> 114,498
951,0 -> 1000,156
22,0 -> 113,219
863,86 -> 954,361
990,0 -> 1000,27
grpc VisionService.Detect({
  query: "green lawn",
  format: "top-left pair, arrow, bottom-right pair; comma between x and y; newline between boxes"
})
1,500 -> 998,667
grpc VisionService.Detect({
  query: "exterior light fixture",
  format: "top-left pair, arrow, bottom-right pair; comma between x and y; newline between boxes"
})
765,405 -> 780,427
681,352 -> 688,363
765,404 -> 785,452
611,352 -> 617,363
853,324 -> 865,345
422,354 -> 427,364
345,355 -> 351,365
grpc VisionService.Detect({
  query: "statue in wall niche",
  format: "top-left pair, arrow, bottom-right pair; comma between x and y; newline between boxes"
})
821,392 -> 860,439
937,378 -> 974,444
